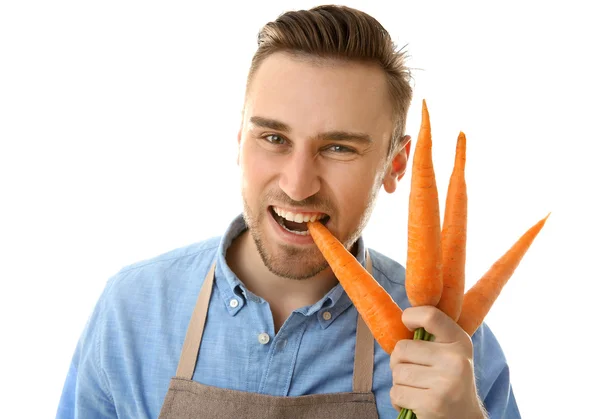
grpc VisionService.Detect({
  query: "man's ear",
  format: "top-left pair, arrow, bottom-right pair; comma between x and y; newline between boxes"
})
236,128 -> 242,166
383,135 -> 412,193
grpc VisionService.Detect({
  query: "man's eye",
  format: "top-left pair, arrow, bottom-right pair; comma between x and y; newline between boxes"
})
326,144 -> 354,153
263,134 -> 286,144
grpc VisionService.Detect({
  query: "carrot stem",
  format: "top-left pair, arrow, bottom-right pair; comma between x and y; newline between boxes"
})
414,327 -> 424,340
413,326 -> 434,343
395,327 -> 431,419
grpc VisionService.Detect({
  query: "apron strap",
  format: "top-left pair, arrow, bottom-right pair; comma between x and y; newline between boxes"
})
352,249 -> 375,393
174,250 -> 376,392
175,262 -> 216,379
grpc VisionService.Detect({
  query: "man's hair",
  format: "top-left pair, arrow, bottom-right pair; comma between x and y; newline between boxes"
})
245,5 -> 413,156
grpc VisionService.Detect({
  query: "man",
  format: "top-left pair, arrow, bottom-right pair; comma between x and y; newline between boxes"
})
57,5 -> 520,418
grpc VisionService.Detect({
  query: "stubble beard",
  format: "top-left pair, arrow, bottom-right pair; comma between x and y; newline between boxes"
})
241,197 -> 329,280
241,188 -> 379,281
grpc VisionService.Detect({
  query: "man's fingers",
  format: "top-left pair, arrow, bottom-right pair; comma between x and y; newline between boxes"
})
389,383 -> 425,412
390,338 -> 437,367
391,362 -> 435,389
402,305 -> 470,344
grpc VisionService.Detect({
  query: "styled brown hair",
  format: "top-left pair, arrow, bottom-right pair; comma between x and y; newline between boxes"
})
245,4 -> 413,156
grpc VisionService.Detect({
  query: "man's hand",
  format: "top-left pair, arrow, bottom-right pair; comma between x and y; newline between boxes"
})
389,306 -> 488,419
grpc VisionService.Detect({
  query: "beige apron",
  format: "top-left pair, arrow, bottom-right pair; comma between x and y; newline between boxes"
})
158,251 -> 379,418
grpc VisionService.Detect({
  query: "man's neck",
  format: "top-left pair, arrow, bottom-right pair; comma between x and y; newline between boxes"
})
225,229 -> 340,312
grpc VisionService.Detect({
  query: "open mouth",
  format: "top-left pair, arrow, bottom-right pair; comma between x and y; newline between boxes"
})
269,206 -> 330,236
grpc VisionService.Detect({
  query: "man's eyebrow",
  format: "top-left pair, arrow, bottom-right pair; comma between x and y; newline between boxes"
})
249,116 -> 372,145
249,116 -> 291,132
315,130 -> 372,145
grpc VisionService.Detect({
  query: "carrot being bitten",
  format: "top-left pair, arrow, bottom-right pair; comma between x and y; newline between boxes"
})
306,221 -> 412,355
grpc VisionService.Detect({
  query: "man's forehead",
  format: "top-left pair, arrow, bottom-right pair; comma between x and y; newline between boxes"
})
244,52 -> 394,134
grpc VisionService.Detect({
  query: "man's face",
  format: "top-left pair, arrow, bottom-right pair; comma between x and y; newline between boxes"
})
238,52 -> 408,280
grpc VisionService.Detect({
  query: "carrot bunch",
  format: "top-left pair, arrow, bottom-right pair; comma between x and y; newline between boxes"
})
307,98 -> 549,419
405,99 -> 549,335
395,100 -> 549,419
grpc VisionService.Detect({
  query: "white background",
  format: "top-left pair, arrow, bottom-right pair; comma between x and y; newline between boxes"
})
1,1 -> 598,417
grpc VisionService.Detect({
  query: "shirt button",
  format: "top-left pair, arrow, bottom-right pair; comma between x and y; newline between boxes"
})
258,332 -> 270,344
229,299 -> 239,308
322,311 -> 332,321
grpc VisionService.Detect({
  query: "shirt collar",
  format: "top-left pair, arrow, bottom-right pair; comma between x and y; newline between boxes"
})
213,213 -> 369,327
213,214 -> 249,316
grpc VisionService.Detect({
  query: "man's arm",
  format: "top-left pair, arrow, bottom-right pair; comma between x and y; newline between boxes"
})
474,323 -> 521,419
56,281 -> 117,419
480,362 -> 520,418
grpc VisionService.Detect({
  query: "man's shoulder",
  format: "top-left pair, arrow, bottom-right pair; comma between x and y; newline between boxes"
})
101,235 -> 223,302
116,235 -> 222,276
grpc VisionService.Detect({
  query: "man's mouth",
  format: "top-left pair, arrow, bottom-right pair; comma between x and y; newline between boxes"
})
269,206 -> 330,236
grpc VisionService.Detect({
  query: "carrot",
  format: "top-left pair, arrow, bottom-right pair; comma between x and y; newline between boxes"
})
457,212 -> 551,335
405,99 -> 443,308
306,220 -> 413,355
397,99 -> 445,419
436,131 -> 468,321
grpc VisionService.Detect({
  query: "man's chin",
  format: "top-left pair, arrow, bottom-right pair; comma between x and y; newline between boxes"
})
247,216 -> 331,279
265,259 -> 329,280
259,245 -> 330,280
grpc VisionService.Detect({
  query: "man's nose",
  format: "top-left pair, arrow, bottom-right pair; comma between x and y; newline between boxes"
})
278,150 -> 321,202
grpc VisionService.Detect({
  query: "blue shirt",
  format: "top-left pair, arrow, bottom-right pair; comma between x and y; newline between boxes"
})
56,214 -> 520,418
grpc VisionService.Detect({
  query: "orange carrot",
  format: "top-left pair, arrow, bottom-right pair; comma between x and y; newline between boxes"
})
405,99 -> 443,308
436,131 -> 468,321
307,220 -> 413,355
457,213 -> 550,335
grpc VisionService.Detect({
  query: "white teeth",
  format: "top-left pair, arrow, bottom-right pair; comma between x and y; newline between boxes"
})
281,224 -> 310,235
273,206 -> 327,223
